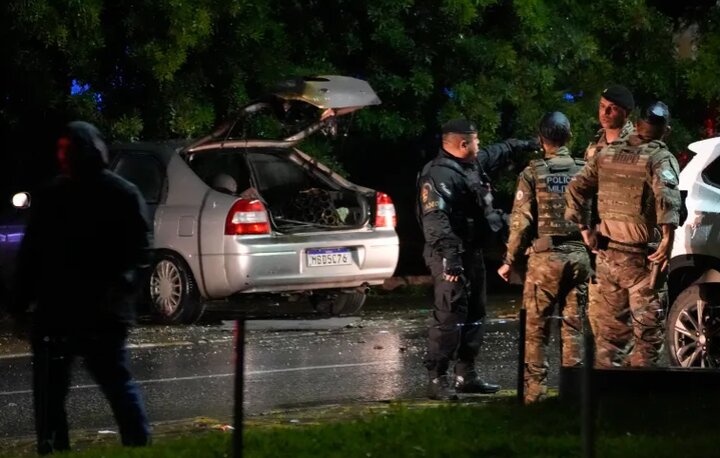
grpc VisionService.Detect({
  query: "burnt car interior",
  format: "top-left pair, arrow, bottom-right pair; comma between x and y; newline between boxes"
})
188,149 -> 370,232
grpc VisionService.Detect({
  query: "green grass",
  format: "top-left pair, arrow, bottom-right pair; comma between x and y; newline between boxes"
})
4,396 -> 715,458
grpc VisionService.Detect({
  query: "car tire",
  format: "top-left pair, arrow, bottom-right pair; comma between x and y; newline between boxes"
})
149,252 -> 205,324
666,284 -> 720,368
310,290 -> 367,316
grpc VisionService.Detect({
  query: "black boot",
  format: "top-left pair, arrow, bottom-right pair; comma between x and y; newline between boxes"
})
455,371 -> 500,394
427,375 -> 458,401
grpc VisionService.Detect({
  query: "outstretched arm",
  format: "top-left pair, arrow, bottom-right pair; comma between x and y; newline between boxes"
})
477,138 -> 540,177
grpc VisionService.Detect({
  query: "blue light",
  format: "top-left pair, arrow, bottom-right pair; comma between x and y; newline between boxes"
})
70,79 -> 103,111
70,79 -> 90,96
443,87 -> 456,99
563,92 -> 575,102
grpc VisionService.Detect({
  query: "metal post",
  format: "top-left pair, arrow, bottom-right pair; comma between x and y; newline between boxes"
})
233,319 -> 246,458
581,309 -> 595,458
517,307 -> 526,404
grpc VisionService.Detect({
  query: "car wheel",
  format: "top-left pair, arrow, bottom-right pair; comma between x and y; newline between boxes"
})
149,252 -> 205,324
310,290 -> 367,316
666,284 -> 720,368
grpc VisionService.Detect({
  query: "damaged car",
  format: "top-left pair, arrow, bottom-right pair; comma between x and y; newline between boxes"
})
667,136 -> 720,367
110,76 -> 399,323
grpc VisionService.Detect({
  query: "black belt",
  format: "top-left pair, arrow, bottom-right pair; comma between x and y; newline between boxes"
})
607,239 -> 648,254
550,234 -> 582,245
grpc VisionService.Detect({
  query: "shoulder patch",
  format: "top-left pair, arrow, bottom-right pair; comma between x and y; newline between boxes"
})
660,168 -> 678,186
515,189 -> 524,201
420,181 -> 446,215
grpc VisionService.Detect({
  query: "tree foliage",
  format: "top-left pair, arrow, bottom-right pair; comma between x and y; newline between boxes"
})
1,0 -> 720,179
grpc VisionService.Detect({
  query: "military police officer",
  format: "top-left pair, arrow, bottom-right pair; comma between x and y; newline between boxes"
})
584,84 -> 637,342
497,112 -> 591,403
417,118 -> 539,400
585,84 -> 636,161
565,102 -> 681,367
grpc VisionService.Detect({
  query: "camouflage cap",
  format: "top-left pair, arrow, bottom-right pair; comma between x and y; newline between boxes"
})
601,84 -> 635,111
442,118 -> 477,134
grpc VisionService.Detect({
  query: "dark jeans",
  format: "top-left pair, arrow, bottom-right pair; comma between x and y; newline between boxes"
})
423,247 -> 487,378
31,329 -> 151,455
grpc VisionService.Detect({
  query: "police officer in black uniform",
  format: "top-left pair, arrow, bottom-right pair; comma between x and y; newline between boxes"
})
418,118 -> 539,400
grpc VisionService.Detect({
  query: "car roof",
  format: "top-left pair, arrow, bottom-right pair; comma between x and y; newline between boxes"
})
110,140 -> 191,162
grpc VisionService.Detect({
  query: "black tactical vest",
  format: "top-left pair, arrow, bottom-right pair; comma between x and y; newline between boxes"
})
416,155 -> 494,243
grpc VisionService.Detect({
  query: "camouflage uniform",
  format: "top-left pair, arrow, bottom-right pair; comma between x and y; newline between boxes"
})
584,120 -> 635,161
504,146 -> 591,403
583,121 -> 635,345
565,137 -> 681,367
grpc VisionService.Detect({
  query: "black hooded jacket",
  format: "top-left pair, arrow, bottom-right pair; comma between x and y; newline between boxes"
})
12,121 -> 152,332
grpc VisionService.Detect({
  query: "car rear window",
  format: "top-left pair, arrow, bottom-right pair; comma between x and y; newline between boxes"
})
246,151 -> 319,193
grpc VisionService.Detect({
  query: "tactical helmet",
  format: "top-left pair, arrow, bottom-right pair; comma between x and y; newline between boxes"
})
538,111 -> 571,146
642,101 -> 670,127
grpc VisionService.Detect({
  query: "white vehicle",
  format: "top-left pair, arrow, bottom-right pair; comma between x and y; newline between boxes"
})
667,136 -> 720,367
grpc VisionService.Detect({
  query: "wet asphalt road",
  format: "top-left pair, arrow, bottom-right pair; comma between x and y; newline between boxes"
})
0,294 -> 561,439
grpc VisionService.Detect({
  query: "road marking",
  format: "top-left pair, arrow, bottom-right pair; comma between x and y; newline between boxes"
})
0,360 -> 400,396
0,353 -> 31,360
0,341 -> 202,360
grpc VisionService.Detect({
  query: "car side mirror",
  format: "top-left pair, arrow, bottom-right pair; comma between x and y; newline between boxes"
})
12,192 -> 31,209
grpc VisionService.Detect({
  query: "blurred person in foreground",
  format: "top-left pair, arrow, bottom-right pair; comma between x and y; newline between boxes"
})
9,121 -> 152,454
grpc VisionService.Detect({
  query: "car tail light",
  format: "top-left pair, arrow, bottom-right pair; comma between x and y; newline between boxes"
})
375,192 -> 397,228
225,199 -> 270,235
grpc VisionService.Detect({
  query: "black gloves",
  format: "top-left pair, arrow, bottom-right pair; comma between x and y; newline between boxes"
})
507,138 -> 541,152
442,257 -> 464,277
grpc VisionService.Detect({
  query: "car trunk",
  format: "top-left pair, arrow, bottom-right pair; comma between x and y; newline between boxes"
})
184,75 -> 382,233
188,147 -> 373,233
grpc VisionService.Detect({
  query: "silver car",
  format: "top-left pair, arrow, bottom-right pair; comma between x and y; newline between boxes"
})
109,76 -> 399,323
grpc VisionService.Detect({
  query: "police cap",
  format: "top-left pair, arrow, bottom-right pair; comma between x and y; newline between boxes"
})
601,84 -> 635,112
442,119 -> 477,135
641,101 -> 670,127
538,111 -> 571,146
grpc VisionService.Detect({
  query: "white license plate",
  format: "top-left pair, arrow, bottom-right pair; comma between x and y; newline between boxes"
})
307,248 -> 352,267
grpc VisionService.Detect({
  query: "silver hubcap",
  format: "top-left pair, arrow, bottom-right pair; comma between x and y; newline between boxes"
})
673,299 -> 720,368
150,260 -> 183,316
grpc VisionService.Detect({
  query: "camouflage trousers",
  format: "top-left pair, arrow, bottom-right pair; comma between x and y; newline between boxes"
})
587,281 -> 600,342
523,248 -> 590,404
592,249 -> 664,368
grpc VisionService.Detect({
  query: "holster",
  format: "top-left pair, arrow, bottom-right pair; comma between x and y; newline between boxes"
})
649,262 -> 668,291
596,234 -> 610,251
